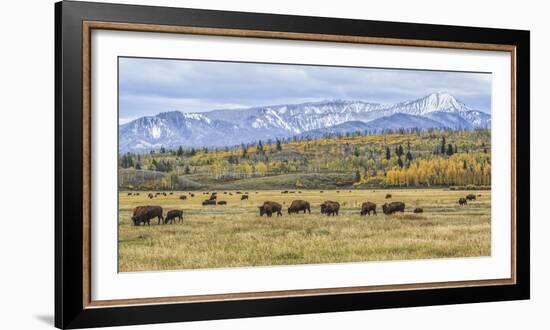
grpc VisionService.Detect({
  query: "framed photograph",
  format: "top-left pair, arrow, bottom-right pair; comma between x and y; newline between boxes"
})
55,1 -> 530,328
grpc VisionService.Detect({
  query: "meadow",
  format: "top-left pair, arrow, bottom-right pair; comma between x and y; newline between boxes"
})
118,188 -> 491,272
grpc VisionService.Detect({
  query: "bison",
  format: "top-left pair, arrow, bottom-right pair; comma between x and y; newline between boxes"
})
385,194 -> 392,199
259,201 -> 283,217
208,193 -> 217,201
458,198 -> 468,206
148,193 -> 154,199
190,193 -> 195,197
466,194 -> 476,201
127,192 -> 132,196
320,201 -> 340,216
288,200 -> 311,214
241,195 -> 249,200
382,202 -> 405,215
132,205 -> 164,226
202,200 -> 216,206
179,195 -> 187,200
413,207 -> 424,213
360,202 -> 377,216
217,201 -> 227,205
165,209 -> 183,224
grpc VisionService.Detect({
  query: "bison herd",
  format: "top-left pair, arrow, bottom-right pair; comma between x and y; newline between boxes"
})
127,190 -> 481,225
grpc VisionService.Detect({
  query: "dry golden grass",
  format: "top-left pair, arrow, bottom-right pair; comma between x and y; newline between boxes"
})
118,189 -> 490,272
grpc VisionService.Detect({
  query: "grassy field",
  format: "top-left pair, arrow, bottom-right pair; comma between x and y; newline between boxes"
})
118,189 -> 490,272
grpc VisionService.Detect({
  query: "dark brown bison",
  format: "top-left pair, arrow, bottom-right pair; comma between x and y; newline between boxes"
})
179,195 -> 187,200
208,193 -> 217,201
385,194 -> 392,199
382,202 -> 405,215
413,207 -> 423,213
217,201 -> 227,205
288,200 -> 311,214
320,201 -> 340,216
458,198 -> 468,206
281,191 -> 288,194
134,193 -> 140,196
360,202 -> 377,216
202,200 -> 216,206
241,195 -> 249,200
165,209 -> 183,224
148,193 -> 154,199
162,192 -> 167,196
190,193 -> 195,197
132,206 -> 164,226
169,192 -> 173,195
466,194 -> 476,201
127,193 -> 132,196
259,201 -> 283,217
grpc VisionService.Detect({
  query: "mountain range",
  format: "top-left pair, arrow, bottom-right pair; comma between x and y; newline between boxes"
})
119,92 -> 491,152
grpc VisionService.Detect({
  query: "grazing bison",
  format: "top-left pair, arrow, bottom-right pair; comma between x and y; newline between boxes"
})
385,194 -> 392,199
223,192 -> 227,194
382,202 -> 405,215
360,202 -> 377,216
466,194 -> 476,201
179,195 -> 187,200
458,198 -> 468,206
413,207 -> 424,213
320,201 -> 340,216
190,193 -> 195,197
288,200 -> 311,214
208,193 -> 217,201
241,195 -> 249,200
165,209 -> 183,224
259,201 -> 283,217
217,201 -> 227,205
281,191 -> 288,194
169,192 -> 173,195
148,193 -> 154,199
132,206 -> 164,226
202,200 -> 216,206
135,193 -> 140,196
127,193 -> 132,196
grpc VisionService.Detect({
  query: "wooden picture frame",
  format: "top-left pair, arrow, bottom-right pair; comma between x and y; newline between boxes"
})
55,1 -> 530,328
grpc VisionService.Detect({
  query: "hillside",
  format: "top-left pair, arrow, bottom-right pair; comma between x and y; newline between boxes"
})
118,129 -> 491,190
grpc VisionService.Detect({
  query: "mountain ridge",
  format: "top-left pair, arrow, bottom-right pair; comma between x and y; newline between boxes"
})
119,92 -> 491,152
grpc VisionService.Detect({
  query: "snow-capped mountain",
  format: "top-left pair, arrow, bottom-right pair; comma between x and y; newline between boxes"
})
119,92 -> 491,152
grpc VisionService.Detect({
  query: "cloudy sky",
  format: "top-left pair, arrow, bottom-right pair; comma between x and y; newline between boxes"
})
119,57 -> 491,123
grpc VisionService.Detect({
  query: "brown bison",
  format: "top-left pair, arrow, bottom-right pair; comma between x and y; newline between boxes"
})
202,200 -> 216,206
208,193 -> 217,201
241,195 -> 249,200
385,194 -> 392,199
148,193 -> 154,199
190,193 -> 195,197
413,207 -> 423,213
360,202 -> 377,216
217,201 -> 227,205
382,202 -> 405,215
179,195 -> 187,200
165,209 -> 183,224
458,198 -> 468,206
288,200 -> 311,214
320,201 -> 340,216
127,192 -> 132,196
132,206 -> 164,226
259,201 -> 283,217
466,194 -> 476,201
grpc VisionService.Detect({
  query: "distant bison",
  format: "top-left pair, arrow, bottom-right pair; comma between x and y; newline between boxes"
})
179,195 -> 187,200
288,200 -> 311,215
148,193 -> 154,199
385,194 -> 392,199
458,198 -> 468,206
466,194 -> 476,201
127,193 -> 132,196
360,202 -> 377,216
259,201 -> 283,217
208,193 -> 217,201
189,193 -> 195,197
165,209 -> 183,224
320,201 -> 340,216
413,207 -> 424,213
217,201 -> 227,205
132,206 -> 164,226
202,200 -> 216,206
382,202 -> 405,215
241,195 -> 249,200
